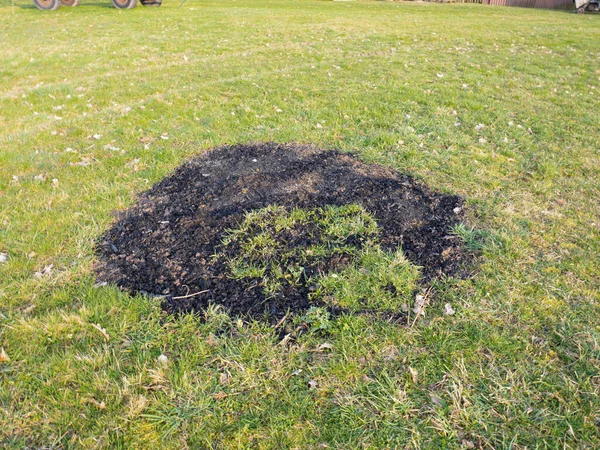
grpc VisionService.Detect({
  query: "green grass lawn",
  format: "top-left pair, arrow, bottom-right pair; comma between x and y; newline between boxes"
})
1,0 -> 600,447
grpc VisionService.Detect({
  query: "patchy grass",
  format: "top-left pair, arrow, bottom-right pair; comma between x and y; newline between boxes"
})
221,203 -> 421,309
1,0 -> 599,448
314,246 -> 420,311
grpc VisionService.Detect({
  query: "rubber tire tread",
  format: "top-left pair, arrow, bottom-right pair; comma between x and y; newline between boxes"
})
33,0 -> 60,10
112,0 -> 137,9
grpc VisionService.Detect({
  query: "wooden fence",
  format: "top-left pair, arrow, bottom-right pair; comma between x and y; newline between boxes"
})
482,0 -> 574,10
425,0 -> 574,9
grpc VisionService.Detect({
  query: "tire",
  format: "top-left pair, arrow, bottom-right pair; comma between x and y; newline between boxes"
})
113,0 -> 137,9
33,0 -> 60,10
60,0 -> 81,5
577,5 -> 586,12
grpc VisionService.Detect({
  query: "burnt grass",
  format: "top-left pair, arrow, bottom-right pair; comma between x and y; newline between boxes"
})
95,143 -> 469,321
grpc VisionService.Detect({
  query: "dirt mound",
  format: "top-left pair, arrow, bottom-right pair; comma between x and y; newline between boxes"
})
95,143 -> 468,321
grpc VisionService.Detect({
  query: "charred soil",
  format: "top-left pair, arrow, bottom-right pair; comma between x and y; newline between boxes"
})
95,143 -> 470,321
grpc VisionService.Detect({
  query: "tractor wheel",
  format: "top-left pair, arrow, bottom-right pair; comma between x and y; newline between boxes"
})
577,5 -> 586,12
60,0 -> 81,5
33,0 -> 60,10
113,0 -> 137,8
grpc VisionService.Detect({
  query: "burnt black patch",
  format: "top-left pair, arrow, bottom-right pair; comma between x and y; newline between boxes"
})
95,143 -> 469,321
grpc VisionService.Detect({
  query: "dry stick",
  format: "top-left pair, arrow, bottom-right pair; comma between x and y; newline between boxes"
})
171,289 -> 209,300
274,312 -> 290,330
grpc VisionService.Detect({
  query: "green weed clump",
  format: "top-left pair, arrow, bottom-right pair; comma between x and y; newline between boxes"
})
221,204 -> 420,310
313,247 -> 420,311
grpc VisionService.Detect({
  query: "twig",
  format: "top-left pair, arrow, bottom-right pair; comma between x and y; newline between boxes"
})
171,289 -> 209,300
274,312 -> 289,330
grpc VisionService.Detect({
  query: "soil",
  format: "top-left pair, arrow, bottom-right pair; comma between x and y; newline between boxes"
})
95,143 -> 469,321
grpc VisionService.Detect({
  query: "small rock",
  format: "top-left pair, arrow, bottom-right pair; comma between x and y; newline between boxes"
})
0,253 -> 7,263
34,264 -> 53,278
413,294 -> 426,316
444,303 -> 455,315
157,354 -> 168,366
